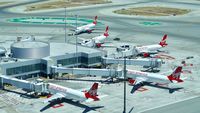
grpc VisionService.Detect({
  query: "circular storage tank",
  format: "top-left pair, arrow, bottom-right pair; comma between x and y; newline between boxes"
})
11,41 -> 50,59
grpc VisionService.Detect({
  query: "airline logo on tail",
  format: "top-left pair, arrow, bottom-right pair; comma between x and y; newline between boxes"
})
85,83 -> 99,101
167,66 -> 183,83
93,16 -> 98,25
104,26 -> 109,37
159,34 -> 168,47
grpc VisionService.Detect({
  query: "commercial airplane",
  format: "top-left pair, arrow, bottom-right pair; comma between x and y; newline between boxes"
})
79,26 -> 109,48
135,34 -> 168,57
74,16 -> 98,35
17,35 -> 35,42
44,83 -> 100,103
127,66 -> 183,93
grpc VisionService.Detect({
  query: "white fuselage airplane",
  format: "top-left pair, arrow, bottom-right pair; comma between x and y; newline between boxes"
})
21,37 -> 35,42
80,26 -> 109,48
18,35 -> 35,42
44,83 -> 99,103
127,66 -> 183,93
135,34 -> 168,57
75,16 -> 98,35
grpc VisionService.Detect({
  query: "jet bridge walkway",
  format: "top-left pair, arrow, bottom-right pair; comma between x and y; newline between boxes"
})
0,75 -> 46,93
102,57 -> 163,68
51,66 -> 123,78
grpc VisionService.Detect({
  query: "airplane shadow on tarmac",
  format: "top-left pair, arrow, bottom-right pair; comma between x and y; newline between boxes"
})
146,83 -> 184,94
130,82 -> 184,94
40,98 -> 104,113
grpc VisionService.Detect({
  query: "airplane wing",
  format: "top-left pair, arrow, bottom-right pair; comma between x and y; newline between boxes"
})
130,77 -> 147,94
140,50 -> 158,54
148,51 -> 159,54
91,31 -> 105,33
84,27 -> 102,33
43,93 -> 65,103
77,37 -> 86,41
100,43 -> 116,48
94,40 -> 112,44
94,39 -> 100,44
69,28 -> 76,32
84,27 -> 90,31
103,41 -> 113,43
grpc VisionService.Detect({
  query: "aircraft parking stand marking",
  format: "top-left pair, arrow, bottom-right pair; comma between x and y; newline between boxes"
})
52,103 -> 64,108
137,87 -> 148,92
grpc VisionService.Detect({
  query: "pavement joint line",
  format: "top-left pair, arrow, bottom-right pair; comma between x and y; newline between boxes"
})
138,95 -> 200,113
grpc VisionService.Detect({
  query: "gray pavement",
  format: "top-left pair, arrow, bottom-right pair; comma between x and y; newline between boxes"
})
0,0 -> 200,113
141,96 -> 200,113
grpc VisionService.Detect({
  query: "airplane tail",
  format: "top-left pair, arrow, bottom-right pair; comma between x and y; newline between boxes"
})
103,26 -> 109,37
159,34 -> 168,47
85,83 -> 99,101
93,16 -> 98,25
167,66 -> 183,83
128,78 -> 136,85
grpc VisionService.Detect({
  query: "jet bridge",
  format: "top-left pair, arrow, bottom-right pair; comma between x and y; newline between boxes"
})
102,57 -> 163,68
0,75 -> 47,93
51,66 -> 123,78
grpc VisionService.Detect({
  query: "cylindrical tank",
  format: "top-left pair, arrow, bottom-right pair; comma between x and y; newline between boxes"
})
11,41 -> 50,59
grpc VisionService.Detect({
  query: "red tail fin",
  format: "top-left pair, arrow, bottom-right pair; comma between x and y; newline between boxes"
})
167,66 -> 183,83
159,34 -> 168,47
128,78 -> 136,85
104,26 -> 109,37
85,83 -> 99,101
93,16 -> 98,24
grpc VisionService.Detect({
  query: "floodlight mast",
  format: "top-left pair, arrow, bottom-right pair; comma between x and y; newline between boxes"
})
123,57 -> 127,113
64,6 -> 67,43
75,14 -> 78,67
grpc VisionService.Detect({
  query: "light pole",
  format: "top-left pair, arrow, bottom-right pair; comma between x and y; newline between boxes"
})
64,6 -> 67,43
123,57 -> 127,113
75,14 -> 78,67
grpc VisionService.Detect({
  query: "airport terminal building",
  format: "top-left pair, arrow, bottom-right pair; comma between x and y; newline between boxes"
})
0,41 -> 105,78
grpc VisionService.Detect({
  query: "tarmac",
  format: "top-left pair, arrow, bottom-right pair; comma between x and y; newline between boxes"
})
0,0 -> 200,113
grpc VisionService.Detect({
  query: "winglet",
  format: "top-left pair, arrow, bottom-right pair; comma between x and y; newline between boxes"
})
93,16 -> 98,24
104,26 -> 109,37
85,83 -> 99,101
159,34 -> 168,47
167,66 -> 183,83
